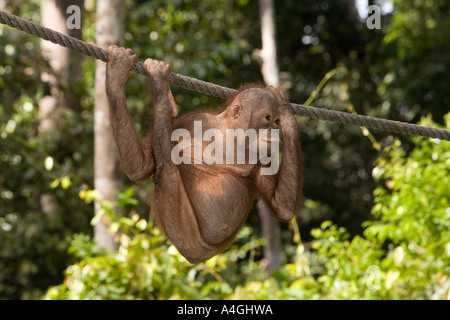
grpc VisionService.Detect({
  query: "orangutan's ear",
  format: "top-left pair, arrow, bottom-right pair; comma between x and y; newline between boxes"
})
230,104 -> 242,119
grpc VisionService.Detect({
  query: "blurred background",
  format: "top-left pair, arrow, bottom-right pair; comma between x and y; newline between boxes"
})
0,0 -> 449,299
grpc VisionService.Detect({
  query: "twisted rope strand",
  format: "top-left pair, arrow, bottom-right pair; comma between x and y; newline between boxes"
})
1,9 -> 449,141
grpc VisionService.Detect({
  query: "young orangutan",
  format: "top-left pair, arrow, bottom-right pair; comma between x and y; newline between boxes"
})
106,46 -> 303,263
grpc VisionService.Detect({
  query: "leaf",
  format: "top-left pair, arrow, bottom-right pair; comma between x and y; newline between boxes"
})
61,176 -> 72,189
50,178 -> 60,189
91,209 -> 104,226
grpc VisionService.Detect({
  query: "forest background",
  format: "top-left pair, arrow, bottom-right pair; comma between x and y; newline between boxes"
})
0,0 -> 449,299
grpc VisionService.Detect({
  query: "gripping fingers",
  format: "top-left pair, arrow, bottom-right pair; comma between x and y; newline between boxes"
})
107,45 -> 138,71
266,86 -> 288,102
144,58 -> 171,82
266,86 -> 293,114
145,59 -> 177,117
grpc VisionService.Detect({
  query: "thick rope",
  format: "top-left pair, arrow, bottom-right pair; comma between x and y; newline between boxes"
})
1,10 -> 450,141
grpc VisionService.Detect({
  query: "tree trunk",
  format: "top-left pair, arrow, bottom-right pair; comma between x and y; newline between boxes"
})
39,0 -> 84,214
258,0 -> 282,272
93,0 -> 124,251
259,0 -> 280,88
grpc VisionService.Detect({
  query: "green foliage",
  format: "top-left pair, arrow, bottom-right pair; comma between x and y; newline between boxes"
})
0,70 -> 93,299
0,0 -> 93,299
309,115 -> 450,299
380,0 -> 450,122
